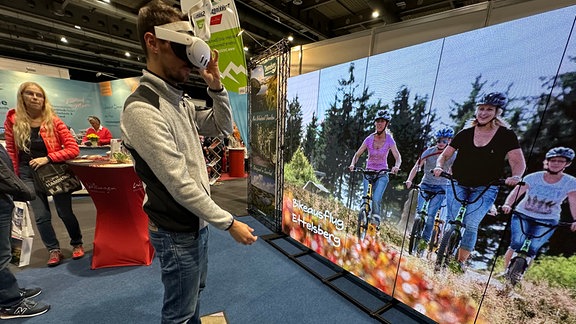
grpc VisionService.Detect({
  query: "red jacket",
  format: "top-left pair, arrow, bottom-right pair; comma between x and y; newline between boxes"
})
82,126 -> 113,145
4,109 -> 79,176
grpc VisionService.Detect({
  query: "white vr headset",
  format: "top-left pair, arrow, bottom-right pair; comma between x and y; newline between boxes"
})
154,21 -> 211,70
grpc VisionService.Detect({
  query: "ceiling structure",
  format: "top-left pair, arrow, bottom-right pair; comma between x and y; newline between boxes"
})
0,0 -> 487,89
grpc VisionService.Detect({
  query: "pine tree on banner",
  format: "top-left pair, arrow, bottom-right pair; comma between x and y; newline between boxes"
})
285,96 -> 303,163
316,63 -> 371,199
302,113 -> 318,167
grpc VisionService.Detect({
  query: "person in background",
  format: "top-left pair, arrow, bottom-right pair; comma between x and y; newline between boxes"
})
405,127 -> 456,252
433,92 -> 525,273
121,1 -> 257,323
4,82 -> 84,267
349,109 -> 402,227
0,144 -> 50,319
81,116 -> 112,145
500,147 -> 576,277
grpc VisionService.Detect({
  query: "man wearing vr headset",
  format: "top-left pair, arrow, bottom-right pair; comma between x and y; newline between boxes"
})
121,1 -> 257,323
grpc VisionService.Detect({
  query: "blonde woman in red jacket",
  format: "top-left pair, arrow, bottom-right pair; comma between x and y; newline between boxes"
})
4,82 -> 84,267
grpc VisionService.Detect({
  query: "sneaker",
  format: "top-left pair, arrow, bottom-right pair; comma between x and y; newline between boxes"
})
0,298 -> 50,319
18,288 -> 41,299
47,249 -> 64,267
72,245 -> 85,260
495,269 -> 509,278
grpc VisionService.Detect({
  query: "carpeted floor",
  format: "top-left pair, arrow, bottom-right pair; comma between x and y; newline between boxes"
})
8,178 -> 380,323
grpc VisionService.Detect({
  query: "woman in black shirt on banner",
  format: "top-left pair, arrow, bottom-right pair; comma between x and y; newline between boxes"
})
433,92 -> 525,273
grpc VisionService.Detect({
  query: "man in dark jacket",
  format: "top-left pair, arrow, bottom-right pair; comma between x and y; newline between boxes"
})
0,145 -> 50,319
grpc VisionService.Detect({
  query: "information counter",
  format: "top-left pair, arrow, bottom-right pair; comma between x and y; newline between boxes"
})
68,159 -> 154,269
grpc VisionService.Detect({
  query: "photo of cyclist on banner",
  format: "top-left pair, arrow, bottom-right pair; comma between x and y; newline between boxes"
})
433,92 -> 526,273
499,147 -> 576,287
349,109 -> 402,230
405,127 -> 456,257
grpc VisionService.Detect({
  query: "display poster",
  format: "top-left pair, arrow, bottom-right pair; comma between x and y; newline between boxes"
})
206,0 -> 248,148
282,5 -> 576,324
98,77 -> 140,138
0,70 -> 100,134
249,57 -> 279,223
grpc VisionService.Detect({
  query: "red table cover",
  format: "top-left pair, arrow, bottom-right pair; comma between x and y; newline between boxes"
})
69,162 -> 154,269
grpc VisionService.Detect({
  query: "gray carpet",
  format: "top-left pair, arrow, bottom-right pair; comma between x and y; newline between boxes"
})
8,178 -> 379,323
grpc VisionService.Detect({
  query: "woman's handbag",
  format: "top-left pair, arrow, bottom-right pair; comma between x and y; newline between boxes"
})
33,162 -> 82,195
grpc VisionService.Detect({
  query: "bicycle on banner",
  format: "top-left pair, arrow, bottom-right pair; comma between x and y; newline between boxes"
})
351,168 -> 391,242
408,184 -> 445,257
500,211 -> 574,287
434,171 -> 517,272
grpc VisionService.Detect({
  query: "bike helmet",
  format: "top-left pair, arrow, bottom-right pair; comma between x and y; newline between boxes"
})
434,127 -> 454,139
374,109 -> 392,122
478,92 -> 507,108
545,147 -> 575,162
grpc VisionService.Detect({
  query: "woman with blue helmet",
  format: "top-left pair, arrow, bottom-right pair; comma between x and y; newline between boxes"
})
405,127 -> 456,255
433,92 -> 526,273
500,146 -> 576,278
349,109 -> 402,227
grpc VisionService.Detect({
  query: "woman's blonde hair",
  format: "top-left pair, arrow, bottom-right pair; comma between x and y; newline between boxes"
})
465,107 -> 511,129
13,82 -> 56,152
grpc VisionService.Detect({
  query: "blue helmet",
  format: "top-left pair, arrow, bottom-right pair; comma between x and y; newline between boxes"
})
546,147 -> 575,162
434,127 -> 454,139
374,109 -> 392,123
479,92 -> 507,108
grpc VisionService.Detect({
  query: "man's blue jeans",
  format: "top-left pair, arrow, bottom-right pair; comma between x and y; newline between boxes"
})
445,182 -> 499,251
0,198 -> 22,307
150,225 -> 209,324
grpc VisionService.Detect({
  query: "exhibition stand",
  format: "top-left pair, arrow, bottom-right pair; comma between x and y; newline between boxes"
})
68,160 -> 154,269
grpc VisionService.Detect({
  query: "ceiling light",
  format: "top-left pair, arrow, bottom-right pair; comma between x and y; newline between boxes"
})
287,35 -> 294,42
293,0 -> 302,5
243,46 -> 249,52
74,25 -> 82,30
100,0 -> 111,3
372,11 -> 380,18
125,52 -> 131,57
60,36 -> 68,43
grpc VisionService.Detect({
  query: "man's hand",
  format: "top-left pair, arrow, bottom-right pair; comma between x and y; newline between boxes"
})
228,219 -> 258,245
199,49 -> 222,91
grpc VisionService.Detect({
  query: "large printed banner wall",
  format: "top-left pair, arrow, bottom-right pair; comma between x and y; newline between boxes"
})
282,6 -> 576,324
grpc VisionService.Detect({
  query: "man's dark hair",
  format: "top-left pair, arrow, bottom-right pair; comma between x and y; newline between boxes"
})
137,0 -> 186,57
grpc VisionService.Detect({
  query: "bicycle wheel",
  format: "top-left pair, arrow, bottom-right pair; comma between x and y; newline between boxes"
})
408,217 -> 425,255
435,226 -> 460,271
507,257 -> 527,287
428,225 -> 441,253
357,209 -> 369,241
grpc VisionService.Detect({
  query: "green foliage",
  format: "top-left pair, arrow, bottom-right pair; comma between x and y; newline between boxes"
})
285,96 -> 304,163
284,148 -> 318,187
302,113 -> 318,166
526,255 -> 576,291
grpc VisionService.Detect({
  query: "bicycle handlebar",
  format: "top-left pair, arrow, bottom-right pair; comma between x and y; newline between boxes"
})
434,170 -> 516,205
350,168 -> 391,182
513,211 -> 574,228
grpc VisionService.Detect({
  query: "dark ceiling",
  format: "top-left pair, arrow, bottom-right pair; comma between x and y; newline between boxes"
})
0,0 -> 486,88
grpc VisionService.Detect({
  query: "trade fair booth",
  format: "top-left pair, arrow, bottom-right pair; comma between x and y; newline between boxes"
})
1,1 -> 575,323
